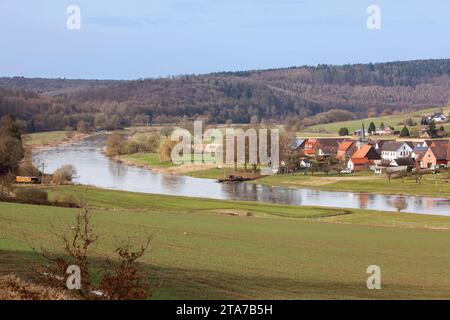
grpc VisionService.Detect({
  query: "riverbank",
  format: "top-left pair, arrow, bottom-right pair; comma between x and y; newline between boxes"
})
120,152 -> 450,199
118,152 -> 260,179
2,185 -> 450,299
117,153 -> 217,175
33,132 -> 450,209
254,172 -> 450,199
24,130 -> 94,151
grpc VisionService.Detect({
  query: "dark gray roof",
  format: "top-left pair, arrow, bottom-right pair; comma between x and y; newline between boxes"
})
381,141 -> 410,152
413,146 -> 428,153
291,139 -> 306,150
392,158 -> 415,166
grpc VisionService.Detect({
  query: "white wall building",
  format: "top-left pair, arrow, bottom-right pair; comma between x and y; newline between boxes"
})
380,142 -> 413,161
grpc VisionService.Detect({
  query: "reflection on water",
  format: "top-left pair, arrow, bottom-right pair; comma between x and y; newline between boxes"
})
33,135 -> 450,216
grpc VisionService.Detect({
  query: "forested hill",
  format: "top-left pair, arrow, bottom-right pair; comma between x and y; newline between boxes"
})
0,59 -> 449,132
0,77 -> 124,96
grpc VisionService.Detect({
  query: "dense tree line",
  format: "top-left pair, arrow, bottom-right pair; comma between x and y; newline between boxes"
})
0,115 -> 24,175
0,59 -> 449,132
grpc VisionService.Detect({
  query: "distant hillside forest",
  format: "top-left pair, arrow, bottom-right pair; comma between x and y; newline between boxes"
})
1,59 -> 449,132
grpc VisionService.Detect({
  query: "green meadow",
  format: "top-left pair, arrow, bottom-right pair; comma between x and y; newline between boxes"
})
1,186 -> 450,299
121,153 -> 178,168
255,171 -> 450,198
23,131 -> 69,146
303,105 -> 450,135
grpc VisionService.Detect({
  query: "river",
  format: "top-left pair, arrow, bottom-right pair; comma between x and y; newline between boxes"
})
33,135 -> 450,216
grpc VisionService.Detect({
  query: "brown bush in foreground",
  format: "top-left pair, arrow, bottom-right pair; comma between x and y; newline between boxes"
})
0,275 -> 78,300
100,238 -> 151,300
32,203 -> 152,300
15,188 -> 48,202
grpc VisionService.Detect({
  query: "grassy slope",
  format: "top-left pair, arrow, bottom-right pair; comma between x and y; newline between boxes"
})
256,172 -> 450,198
303,105 -> 450,134
23,131 -> 68,146
2,186 -> 450,299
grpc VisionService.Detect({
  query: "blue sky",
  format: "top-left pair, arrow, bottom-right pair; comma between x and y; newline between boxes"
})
0,0 -> 449,79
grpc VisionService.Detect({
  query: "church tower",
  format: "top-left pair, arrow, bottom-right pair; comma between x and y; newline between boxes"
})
356,122 -> 367,150
360,122 -> 366,142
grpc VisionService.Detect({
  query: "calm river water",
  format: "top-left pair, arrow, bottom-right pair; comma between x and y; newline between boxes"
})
33,135 -> 450,216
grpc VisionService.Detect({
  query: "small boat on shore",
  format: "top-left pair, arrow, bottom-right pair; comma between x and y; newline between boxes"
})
217,175 -> 254,183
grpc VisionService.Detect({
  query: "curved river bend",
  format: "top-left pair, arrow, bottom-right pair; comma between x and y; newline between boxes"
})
33,135 -> 450,216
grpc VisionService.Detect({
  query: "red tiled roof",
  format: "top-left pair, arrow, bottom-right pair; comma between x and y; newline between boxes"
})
352,145 -> 372,159
351,158 -> 370,165
430,141 -> 450,160
338,141 -> 354,152
448,142 -> 450,160
416,152 -> 425,161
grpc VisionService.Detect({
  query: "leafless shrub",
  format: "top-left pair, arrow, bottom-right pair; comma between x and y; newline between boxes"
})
30,205 -> 97,296
159,138 -> 178,162
16,188 -> 48,202
31,203 -> 152,300
60,206 -> 98,295
52,165 -> 77,185
17,159 -> 40,177
413,170 -> 423,184
99,237 -> 151,300
392,198 -> 408,212
106,133 -> 126,156
0,175 -> 13,198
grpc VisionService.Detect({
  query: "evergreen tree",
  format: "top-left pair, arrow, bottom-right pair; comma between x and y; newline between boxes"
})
400,126 -> 410,137
427,121 -> 437,138
338,127 -> 349,136
368,122 -> 376,134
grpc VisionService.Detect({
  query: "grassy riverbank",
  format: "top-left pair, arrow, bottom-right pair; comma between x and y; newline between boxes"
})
255,171 -> 450,198
23,130 -> 92,149
121,153 -> 177,169
121,151 -> 450,198
2,185 -> 450,299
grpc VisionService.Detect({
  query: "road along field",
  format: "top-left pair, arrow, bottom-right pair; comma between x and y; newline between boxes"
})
1,186 -> 450,299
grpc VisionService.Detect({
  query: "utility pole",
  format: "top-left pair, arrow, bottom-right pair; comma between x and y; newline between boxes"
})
146,115 -> 149,127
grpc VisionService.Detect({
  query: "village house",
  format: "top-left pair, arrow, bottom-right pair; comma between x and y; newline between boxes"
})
348,144 -> 381,172
374,124 -> 396,136
420,140 -> 449,148
426,112 -> 447,123
411,145 -> 428,167
291,139 -> 306,151
373,140 -> 395,155
420,126 -> 447,138
390,157 -> 416,171
419,140 -> 450,169
337,141 -> 357,162
300,159 -> 312,168
303,138 -> 346,158
353,128 -> 367,136
303,138 -> 318,157
380,141 -> 413,161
